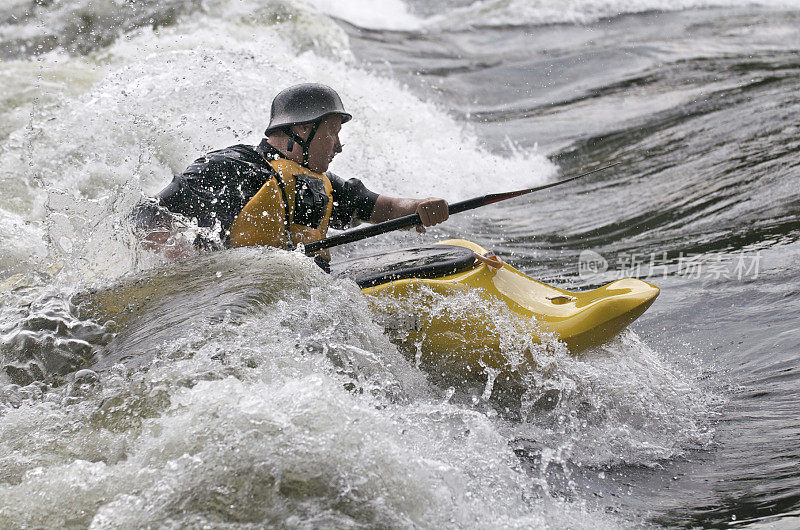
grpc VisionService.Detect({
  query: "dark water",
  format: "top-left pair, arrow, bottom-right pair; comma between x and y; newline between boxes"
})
345,5 -> 800,526
1,0 -> 799,527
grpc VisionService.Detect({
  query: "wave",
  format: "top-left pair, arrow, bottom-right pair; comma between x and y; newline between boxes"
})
294,0 -> 800,31
0,0 -> 552,279
305,0 -> 425,30
0,243 -> 717,526
0,0 -> 788,526
434,0 -> 799,29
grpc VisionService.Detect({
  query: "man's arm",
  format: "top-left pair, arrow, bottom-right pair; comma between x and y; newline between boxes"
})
132,199 -> 199,260
370,195 -> 449,232
327,172 -> 449,230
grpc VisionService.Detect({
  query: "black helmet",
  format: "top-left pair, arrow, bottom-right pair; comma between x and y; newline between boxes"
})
264,83 -> 351,168
265,83 -> 352,135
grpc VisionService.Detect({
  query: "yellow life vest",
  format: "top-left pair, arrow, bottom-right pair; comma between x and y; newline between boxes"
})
229,157 -> 334,261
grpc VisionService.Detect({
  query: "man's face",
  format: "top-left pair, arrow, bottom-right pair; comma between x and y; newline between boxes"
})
305,114 -> 343,173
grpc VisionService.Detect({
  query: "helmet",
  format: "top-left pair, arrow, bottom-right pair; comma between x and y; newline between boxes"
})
265,83 -> 352,135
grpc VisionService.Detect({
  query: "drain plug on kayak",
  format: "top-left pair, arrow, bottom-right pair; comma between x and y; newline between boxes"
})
547,295 -> 577,305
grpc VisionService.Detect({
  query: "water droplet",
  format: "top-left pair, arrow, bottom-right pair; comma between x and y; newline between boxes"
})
58,236 -> 73,252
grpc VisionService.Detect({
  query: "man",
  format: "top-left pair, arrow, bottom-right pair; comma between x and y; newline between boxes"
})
148,83 -> 448,270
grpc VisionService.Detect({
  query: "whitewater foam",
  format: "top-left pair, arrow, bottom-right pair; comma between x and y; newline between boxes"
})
0,0 -> 553,278
305,0 -> 425,31
0,0 -> 731,526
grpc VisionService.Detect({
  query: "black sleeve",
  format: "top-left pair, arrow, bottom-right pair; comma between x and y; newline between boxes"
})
327,172 -> 379,230
157,159 -> 237,236
157,147 -> 272,242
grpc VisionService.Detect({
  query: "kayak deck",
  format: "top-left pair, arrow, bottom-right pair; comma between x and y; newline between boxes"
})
334,239 -> 659,373
331,244 -> 478,288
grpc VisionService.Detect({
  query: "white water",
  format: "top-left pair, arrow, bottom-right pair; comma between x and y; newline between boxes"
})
0,247 -> 716,527
0,0 -> 555,279
0,0 -> 722,527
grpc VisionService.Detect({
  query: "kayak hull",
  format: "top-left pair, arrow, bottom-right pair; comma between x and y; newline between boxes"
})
359,239 -> 659,374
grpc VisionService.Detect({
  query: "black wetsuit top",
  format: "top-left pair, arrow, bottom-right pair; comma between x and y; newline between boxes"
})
155,139 -> 379,246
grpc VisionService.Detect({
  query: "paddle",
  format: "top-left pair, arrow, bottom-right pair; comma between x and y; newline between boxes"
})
303,162 -> 619,254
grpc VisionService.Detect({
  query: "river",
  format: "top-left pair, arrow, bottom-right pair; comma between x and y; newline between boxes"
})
1,0 -> 799,527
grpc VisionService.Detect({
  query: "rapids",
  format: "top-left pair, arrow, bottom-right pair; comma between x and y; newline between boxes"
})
1,0 -> 799,527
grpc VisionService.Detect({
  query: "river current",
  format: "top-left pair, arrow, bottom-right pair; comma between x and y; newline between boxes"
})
1,0 -> 799,527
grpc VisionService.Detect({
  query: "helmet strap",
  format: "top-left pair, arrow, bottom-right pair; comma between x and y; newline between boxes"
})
282,126 -> 303,154
282,120 -> 321,168
301,120 -> 321,167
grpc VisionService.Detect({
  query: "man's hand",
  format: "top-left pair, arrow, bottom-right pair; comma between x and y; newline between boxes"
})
414,198 -> 449,233
370,195 -> 450,231
141,229 -> 197,261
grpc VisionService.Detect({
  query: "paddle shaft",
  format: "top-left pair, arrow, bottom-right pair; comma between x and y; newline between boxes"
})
302,162 -> 619,254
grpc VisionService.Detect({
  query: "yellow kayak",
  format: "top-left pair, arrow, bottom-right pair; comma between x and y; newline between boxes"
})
332,239 -> 659,375
18,238 -> 656,380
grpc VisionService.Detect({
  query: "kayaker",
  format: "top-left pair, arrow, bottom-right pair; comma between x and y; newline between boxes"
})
141,83 -> 449,270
